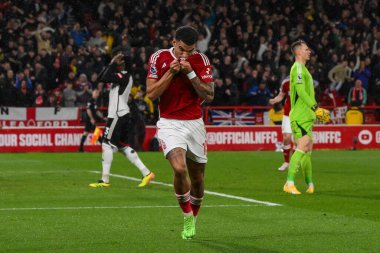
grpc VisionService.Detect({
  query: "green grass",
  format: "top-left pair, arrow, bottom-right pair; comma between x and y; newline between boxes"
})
0,151 -> 379,253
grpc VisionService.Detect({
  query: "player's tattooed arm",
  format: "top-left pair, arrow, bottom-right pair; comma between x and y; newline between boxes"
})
189,77 -> 214,103
179,60 -> 214,102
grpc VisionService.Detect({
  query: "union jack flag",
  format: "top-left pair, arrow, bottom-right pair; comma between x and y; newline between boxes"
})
210,110 -> 256,125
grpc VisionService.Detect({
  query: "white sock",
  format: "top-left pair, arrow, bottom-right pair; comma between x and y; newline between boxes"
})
120,146 -> 150,177
101,143 -> 114,183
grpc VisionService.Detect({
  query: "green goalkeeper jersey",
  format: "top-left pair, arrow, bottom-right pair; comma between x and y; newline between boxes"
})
289,61 -> 316,122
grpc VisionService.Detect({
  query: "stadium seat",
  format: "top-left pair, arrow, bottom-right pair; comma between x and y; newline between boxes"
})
345,107 -> 363,124
364,111 -> 377,124
268,108 -> 284,125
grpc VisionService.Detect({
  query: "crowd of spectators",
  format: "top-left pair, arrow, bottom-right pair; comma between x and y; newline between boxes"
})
1,0 -> 380,124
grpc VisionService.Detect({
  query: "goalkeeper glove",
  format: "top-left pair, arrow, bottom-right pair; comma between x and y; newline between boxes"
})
312,105 -> 330,124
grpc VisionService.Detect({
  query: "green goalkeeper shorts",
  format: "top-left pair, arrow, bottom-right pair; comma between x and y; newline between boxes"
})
291,120 -> 314,141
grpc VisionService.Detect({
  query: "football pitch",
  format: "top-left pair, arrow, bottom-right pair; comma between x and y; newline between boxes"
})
1,151 -> 379,253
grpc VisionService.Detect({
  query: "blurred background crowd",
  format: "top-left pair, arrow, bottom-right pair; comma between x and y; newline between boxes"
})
1,0 -> 380,124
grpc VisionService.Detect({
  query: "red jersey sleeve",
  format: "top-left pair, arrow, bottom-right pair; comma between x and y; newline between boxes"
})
147,50 -> 163,80
191,53 -> 214,83
281,80 -> 289,94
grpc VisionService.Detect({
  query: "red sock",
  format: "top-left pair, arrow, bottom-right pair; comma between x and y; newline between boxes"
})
283,145 -> 291,163
190,204 -> 200,217
179,202 -> 192,214
175,191 -> 192,214
190,195 -> 203,217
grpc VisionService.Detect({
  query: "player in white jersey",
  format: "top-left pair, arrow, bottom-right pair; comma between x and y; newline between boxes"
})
89,53 -> 154,188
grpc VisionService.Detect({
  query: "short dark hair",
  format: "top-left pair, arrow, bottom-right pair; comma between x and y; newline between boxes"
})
291,40 -> 307,55
174,26 -> 198,45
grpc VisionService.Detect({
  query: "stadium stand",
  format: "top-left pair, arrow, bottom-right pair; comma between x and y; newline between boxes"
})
0,0 -> 380,124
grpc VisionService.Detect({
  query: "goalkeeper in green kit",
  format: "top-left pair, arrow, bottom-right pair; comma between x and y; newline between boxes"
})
283,40 -> 330,195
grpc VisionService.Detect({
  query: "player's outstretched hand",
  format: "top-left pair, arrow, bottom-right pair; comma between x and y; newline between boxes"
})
315,107 -> 330,124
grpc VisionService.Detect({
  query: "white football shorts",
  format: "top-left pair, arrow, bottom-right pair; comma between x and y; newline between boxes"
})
282,115 -> 292,134
156,117 -> 207,163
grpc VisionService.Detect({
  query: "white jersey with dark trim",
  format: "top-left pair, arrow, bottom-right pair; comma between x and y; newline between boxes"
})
107,72 -> 133,118
97,63 -> 133,119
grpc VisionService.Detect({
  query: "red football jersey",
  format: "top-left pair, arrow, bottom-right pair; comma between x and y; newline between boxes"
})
147,48 -> 213,120
280,77 -> 291,116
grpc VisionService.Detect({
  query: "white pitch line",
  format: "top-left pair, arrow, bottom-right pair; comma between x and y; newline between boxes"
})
1,170 -> 84,174
203,190 -> 281,206
90,171 -> 282,207
0,204 -> 259,212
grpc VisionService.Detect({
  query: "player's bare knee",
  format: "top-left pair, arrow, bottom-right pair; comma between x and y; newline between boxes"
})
170,156 -> 188,175
167,149 -> 187,172
172,163 -> 188,175
174,172 -> 187,182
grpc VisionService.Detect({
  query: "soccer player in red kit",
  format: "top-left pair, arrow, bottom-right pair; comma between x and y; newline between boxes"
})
269,76 -> 292,171
146,26 -> 214,239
